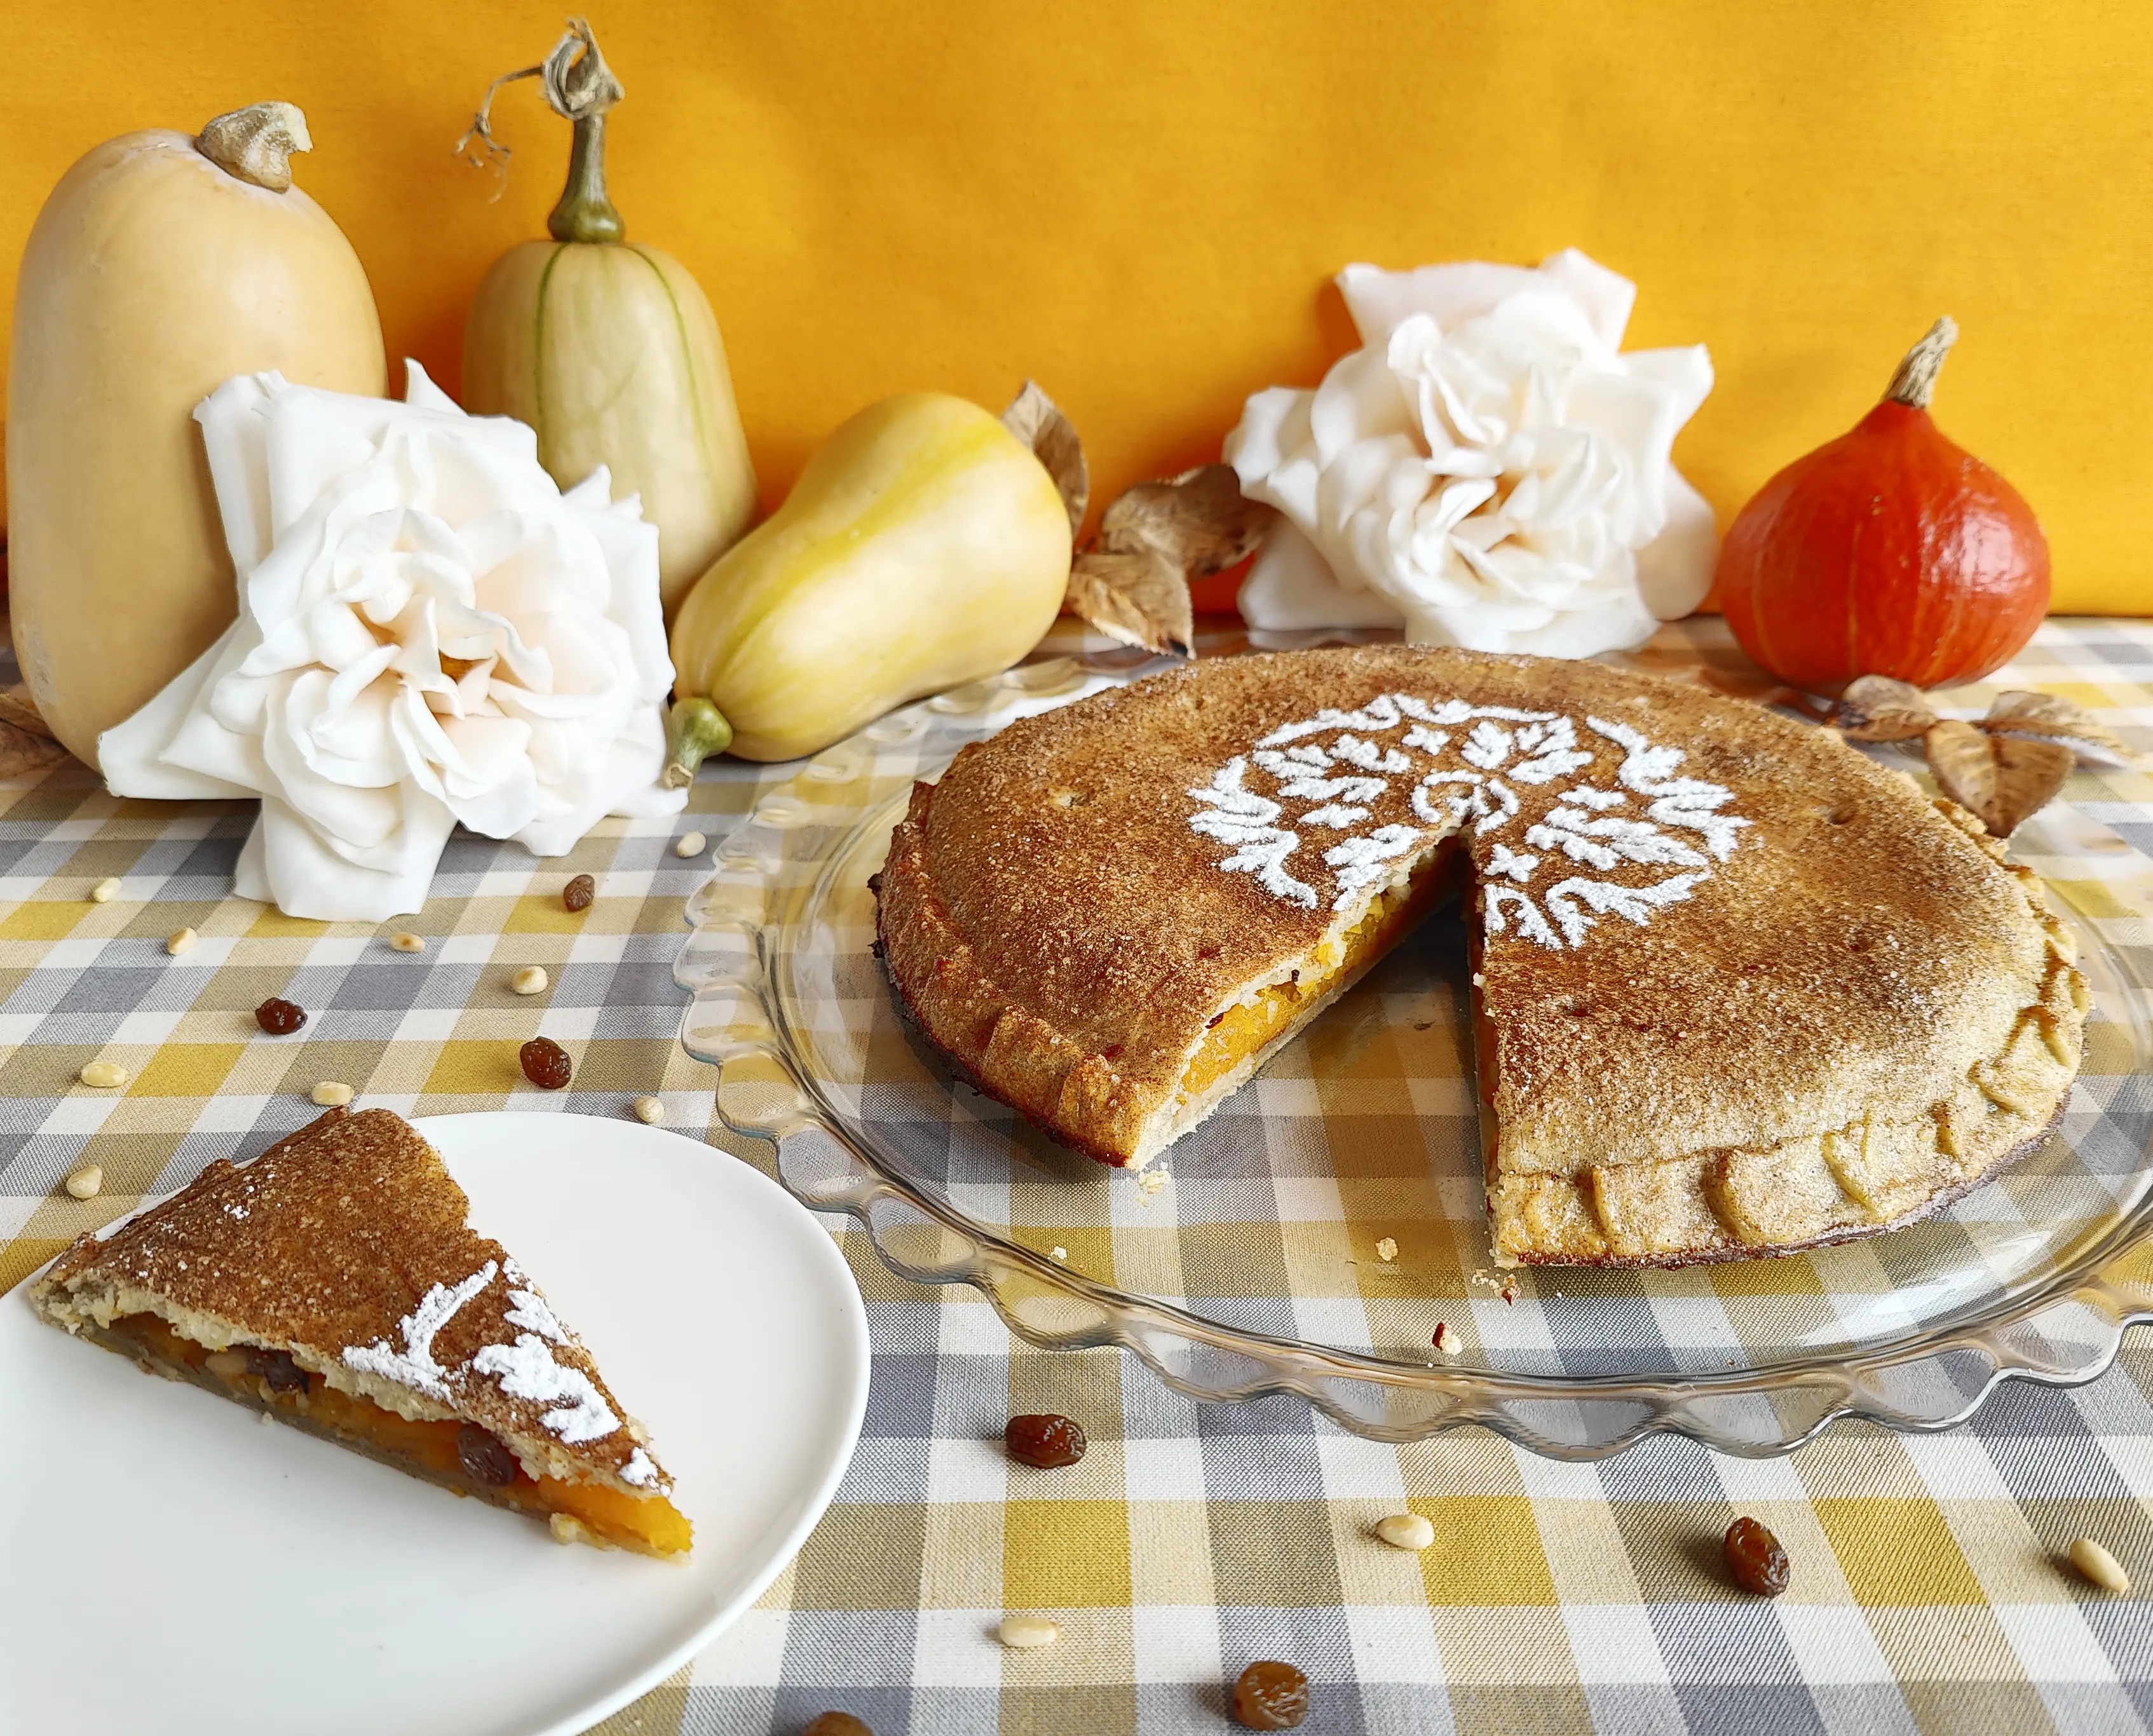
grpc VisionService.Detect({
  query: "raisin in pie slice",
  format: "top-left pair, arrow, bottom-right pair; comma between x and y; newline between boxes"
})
30,1107 -> 689,1554
875,647 -> 2086,1268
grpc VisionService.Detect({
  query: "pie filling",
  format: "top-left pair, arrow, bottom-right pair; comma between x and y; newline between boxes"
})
1176,844 -> 1463,1106
1169,845 -> 2078,1268
100,1312 -> 691,1556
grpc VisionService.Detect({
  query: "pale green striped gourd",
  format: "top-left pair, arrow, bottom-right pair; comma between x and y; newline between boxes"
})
459,24 -> 756,618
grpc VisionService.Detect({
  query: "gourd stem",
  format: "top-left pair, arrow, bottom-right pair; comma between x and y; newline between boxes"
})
664,698 -> 733,787
1884,317 -> 1958,410
196,102 -> 311,193
548,116 -> 624,244
456,20 -> 627,234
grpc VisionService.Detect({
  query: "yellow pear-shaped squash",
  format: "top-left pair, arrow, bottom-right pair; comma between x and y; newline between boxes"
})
670,393 -> 1071,763
7,104 -> 384,768
459,20 -> 755,619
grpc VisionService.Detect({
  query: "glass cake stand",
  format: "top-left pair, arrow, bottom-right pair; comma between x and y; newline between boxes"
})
673,634 -> 2153,1458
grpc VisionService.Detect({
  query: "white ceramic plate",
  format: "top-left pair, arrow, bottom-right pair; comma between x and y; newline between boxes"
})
0,1111 -> 870,1736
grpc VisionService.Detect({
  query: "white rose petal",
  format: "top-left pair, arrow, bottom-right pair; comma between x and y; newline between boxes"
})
1226,248 -> 1716,659
98,363 -> 687,921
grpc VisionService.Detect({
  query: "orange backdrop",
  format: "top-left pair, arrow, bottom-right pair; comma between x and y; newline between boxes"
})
6,0 -> 2150,613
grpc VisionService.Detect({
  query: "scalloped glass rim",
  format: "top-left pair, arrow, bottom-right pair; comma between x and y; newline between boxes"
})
674,635 -> 2153,1458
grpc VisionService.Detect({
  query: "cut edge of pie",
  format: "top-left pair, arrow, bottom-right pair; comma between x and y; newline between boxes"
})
874,648 -> 2092,1270
1132,841 -> 1464,1166
879,798 -> 1464,1171
30,1108 -> 691,1556
887,770 -> 2085,1264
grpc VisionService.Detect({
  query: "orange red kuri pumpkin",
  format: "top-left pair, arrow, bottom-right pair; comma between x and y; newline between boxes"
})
1715,319 -> 2048,692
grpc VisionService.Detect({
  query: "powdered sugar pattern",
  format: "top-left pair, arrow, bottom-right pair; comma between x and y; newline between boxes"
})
1187,759 -> 1318,909
343,1260 -> 498,1400
341,1258 -> 630,1454
503,1287 -> 569,1345
472,1333 -> 621,1444
1185,693 -> 1750,948
1325,824 -> 1426,903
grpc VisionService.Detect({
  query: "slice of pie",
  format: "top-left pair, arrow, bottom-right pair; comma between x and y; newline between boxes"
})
30,1107 -> 689,1554
875,647 -> 2087,1268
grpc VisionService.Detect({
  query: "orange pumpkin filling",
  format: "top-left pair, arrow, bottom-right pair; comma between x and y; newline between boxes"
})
1179,850 -> 1456,1101
105,1312 -> 691,1556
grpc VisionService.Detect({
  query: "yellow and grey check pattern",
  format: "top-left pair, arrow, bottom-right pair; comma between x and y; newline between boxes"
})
5,618 -> 2152,1736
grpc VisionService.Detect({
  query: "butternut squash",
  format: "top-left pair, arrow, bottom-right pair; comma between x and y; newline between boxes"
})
459,21 -> 756,620
6,103 -> 384,768
668,392 -> 1071,763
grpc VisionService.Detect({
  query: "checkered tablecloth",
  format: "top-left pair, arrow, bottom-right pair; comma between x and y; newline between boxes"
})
5,617 -> 2153,1736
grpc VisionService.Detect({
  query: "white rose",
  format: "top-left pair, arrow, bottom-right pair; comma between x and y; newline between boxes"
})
100,362 -> 686,922
1225,248 -> 1716,658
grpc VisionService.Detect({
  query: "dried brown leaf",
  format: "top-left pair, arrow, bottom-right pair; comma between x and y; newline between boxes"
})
0,684 -> 53,740
1066,546 -> 1193,658
1985,736 -> 2079,832
1060,465 -> 1275,658
1923,721 -> 1992,813
1000,381 -> 1089,536
1925,719 -> 2073,836
1098,465 -> 1273,579
1980,689 -> 2134,768
1986,689 -> 2100,730
1831,674 -> 1937,742
0,719 -> 68,780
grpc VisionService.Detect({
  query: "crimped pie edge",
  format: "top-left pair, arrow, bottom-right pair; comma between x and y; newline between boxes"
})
873,649 -> 2088,1268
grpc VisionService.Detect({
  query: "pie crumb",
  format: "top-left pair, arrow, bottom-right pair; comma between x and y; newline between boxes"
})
1375,1237 -> 1398,1262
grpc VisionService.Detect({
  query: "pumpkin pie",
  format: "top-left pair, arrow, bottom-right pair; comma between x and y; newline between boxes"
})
874,647 -> 2086,1267
30,1107 -> 689,1554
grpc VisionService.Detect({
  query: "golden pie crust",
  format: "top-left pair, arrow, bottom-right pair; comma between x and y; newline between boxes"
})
874,648 -> 2086,1269
31,1108 -> 689,1553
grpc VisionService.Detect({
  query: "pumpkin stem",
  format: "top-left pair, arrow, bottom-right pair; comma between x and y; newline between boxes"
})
1884,317 -> 1959,411
454,17 -> 626,240
196,102 -> 311,193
